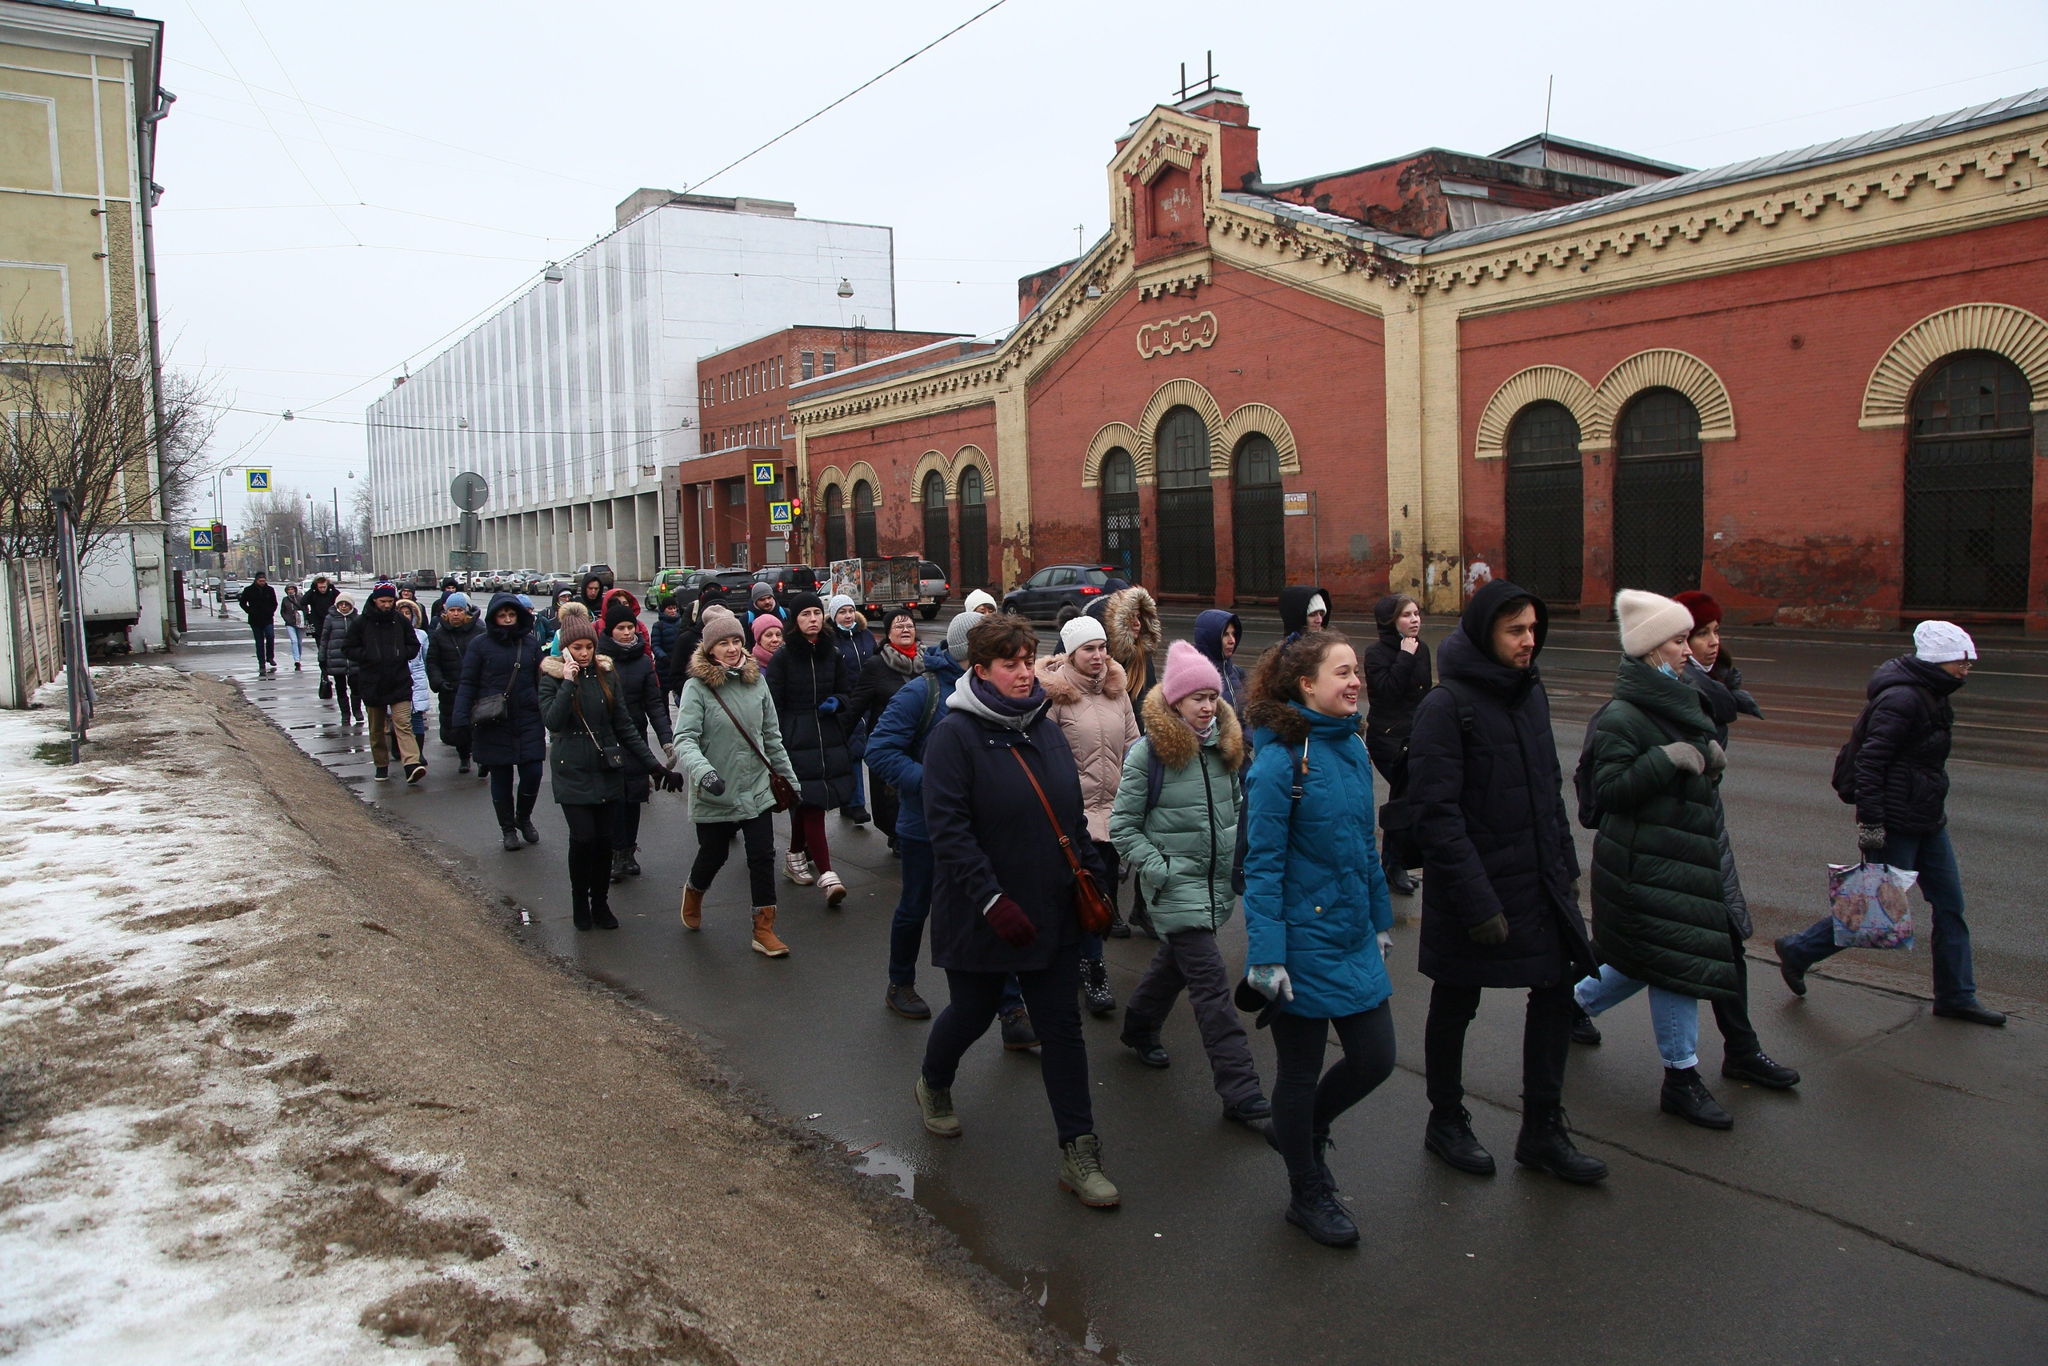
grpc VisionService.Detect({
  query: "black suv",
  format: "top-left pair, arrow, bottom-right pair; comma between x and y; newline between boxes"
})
1000,564 -> 1118,622
752,564 -> 818,605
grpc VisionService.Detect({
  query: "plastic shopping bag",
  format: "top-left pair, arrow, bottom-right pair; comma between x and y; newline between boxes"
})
1827,861 -> 1918,950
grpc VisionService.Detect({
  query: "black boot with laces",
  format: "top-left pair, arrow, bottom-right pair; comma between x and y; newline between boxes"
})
1514,1105 -> 1608,1184
1285,1173 -> 1359,1248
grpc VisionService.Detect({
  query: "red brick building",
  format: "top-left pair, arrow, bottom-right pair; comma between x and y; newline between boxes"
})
793,88 -> 2048,630
670,325 -> 978,568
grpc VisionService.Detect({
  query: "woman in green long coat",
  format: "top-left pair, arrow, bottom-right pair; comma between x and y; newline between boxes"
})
1574,590 -> 1743,1131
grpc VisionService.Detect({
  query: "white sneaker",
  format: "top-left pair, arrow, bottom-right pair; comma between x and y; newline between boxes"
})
818,871 -> 846,908
784,851 -> 817,886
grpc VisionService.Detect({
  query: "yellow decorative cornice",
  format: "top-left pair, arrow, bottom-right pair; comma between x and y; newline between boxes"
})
1474,366 -> 1595,459
1587,349 -> 1736,449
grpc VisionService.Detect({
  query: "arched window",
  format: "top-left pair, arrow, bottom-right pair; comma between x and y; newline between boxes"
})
1155,406 -> 1214,596
1612,388 -> 1702,597
921,471 -> 949,579
1231,434 -> 1284,599
1905,351 -> 2033,611
1099,449 -> 1141,587
1505,400 -> 1583,606
852,479 -> 878,559
956,466 -> 988,592
823,484 -> 846,563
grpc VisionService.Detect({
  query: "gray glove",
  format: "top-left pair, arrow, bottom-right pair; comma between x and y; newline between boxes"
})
1659,741 -> 1705,776
699,770 -> 726,797
1856,823 -> 1887,855
1468,912 -> 1510,946
1705,739 -> 1727,774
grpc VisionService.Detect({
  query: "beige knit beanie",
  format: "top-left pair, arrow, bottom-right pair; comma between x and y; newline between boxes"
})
1615,589 -> 1696,658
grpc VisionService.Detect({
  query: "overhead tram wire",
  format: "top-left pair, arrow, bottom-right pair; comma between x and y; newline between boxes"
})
233,0 -> 365,205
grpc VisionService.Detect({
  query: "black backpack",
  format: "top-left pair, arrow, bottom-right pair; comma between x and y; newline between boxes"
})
1573,700 -> 1685,830
1831,705 -> 1873,805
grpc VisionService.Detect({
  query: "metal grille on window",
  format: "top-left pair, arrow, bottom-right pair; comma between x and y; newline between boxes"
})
1612,388 -> 1703,597
957,466 -> 989,592
1155,407 -> 1215,597
823,485 -> 846,563
852,480 -> 878,559
1505,400 -> 1584,607
1232,434 -> 1285,599
921,472 -> 949,579
1099,448 -> 1141,587
1905,351 -> 2033,613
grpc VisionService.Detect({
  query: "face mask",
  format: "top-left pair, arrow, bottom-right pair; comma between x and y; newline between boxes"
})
1656,661 -> 1679,678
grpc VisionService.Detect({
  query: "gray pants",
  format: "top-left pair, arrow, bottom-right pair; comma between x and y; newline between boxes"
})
1127,927 -> 1262,1106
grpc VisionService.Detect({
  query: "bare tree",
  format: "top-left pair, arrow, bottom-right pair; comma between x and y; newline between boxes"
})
349,479 -> 373,571
0,322 -> 216,558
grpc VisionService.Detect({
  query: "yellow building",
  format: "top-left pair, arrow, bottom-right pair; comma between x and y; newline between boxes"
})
1,0 -> 170,649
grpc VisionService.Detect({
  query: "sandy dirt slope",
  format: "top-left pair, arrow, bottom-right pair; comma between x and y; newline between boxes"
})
0,668 -> 1085,1365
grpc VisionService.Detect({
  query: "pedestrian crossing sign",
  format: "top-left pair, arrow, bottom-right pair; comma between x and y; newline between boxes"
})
768,500 -> 792,527
752,462 -> 777,485
188,526 -> 214,550
245,468 -> 271,491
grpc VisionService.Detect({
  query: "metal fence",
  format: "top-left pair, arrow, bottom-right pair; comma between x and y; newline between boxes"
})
0,556 -> 62,709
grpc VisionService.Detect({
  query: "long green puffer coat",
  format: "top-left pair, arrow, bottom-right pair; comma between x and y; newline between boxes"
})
1109,691 -> 1246,935
1588,653 -> 1739,1001
538,653 -> 662,807
673,642 -> 800,824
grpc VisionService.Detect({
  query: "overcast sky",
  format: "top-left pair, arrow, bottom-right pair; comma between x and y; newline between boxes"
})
152,0 -> 2048,530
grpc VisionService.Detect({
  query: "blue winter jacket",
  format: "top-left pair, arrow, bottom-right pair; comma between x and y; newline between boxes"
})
864,643 -> 964,844
1241,698 -> 1393,1018
452,593 -> 546,767
1192,609 -> 1249,714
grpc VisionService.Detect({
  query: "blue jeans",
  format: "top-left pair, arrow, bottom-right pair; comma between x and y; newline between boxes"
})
1575,966 -> 1700,1070
889,838 -> 1020,1012
1780,827 -> 1977,1007
285,625 -> 303,662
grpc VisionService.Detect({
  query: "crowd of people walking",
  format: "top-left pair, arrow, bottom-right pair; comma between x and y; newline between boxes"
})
237,564 -> 2006,1245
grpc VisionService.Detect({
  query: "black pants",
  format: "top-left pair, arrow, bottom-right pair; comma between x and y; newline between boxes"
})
250,621 -> 275,666
611,796 -> 644,852
561,801 -> 621,909
923,942 -> 1092,1146
488,760 -> 543,831
1423,980 -> 1572,1115
1711,947 -> 1760,1058
1270,1003 -> 1396,1181
1092,839 -> 1122,918
331,674 -> 356,717
690,812 -> 777,906
436,689 -> 471,760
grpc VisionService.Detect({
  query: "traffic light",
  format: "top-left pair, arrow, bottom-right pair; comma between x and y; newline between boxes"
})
789,496 -> 805,526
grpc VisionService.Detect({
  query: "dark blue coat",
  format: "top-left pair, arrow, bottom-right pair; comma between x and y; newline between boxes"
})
864,644 -> 963,844
830,618 -> 879,755
453,593 -> 545,767
1192,609 -> 1248,714
1850,655 -> 1960,834
650,612 -> 684,684
922,681 -> 1107,974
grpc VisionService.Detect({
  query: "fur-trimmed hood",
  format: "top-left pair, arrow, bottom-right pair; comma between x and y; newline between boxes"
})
1101,586 -> 1161,665
1244,695 -> 1360,748
1142,689 -> 1246,773
540,652 -> 613,679
1035,652 -> 1129,705
688,646 -> 760,689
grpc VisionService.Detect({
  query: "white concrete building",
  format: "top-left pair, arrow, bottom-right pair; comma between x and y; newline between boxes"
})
367,191 -> 895,580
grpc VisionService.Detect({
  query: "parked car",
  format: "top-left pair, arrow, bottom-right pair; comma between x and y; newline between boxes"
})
521,569 -> 551,594
916,560 -> 950,621
750,564 -> 818,606
1000,564 -> 1118,622
647,567 -> 695,608
574,562 -> 616,590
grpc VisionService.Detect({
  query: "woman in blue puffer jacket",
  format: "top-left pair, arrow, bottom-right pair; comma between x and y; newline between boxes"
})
1241,629 -> 1395,1250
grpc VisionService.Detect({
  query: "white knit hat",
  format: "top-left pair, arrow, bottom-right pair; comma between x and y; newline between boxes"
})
962,588 -> 997,615
1615,589 -> 1696,658
1913,620 -> 1977,663
827,594 -> 855,617
1060,615 -> 1107,654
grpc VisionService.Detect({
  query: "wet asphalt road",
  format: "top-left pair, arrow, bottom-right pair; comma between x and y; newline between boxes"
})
170,597 -> 2048,1365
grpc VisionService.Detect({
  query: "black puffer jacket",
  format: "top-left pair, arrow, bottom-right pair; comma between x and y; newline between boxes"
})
1588,654 -> 1736,1001
1363,594 -> 1433,760
600,633 -> 674,801
425,614 -> 483,693
1851,655 -> 1961,834
453,594 -> 545,767
341,600 -> 420,707
1408,580 -> 1590,990
766,627 -> 855,808
302,582 -> 338,633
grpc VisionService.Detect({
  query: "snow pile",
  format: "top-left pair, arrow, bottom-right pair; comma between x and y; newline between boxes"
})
0,673 -> 487,1364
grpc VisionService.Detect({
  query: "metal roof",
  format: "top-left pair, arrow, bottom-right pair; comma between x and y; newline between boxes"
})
1228,87 -> 2048,256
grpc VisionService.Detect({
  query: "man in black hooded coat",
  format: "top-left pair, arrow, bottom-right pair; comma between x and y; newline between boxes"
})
1406,580 -> 1604,1185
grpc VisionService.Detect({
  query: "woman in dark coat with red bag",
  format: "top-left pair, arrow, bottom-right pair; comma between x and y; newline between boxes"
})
1363,593 -> 1432,894
912,614 -> 1119,1210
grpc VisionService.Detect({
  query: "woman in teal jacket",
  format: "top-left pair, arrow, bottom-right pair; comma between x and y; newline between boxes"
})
1241,630 -> 1395,1250
1110,641 -> 1263,1125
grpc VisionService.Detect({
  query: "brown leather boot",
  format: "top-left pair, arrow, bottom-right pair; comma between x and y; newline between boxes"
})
751,906 -> 789,957
680,885 -> 704,931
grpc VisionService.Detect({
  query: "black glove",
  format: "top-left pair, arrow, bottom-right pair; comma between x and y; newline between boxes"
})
699,770 -> 726,797
653,768 -> 688,794
1856,823 -> 1887,855
1468,912 -> 1510,946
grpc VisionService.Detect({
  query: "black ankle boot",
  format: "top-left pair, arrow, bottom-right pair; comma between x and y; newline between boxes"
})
1285,1173 -> 1359,1248
1118,1012 -> 1168,1068
609,849 -> 628,884
1661,1067 -> 1734,1130
1514,1106 -> 1608,1184
1423,1105 -> 1496,1175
